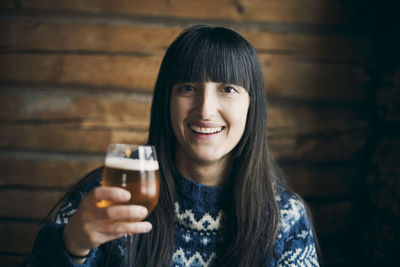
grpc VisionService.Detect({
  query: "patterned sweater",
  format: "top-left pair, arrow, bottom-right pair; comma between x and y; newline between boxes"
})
21,168 -> 319,266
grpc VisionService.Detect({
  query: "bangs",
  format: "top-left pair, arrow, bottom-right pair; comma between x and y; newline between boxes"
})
169,27 -> 255,91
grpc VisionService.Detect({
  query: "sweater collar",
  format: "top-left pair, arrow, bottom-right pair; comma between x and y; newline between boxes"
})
174,172 -> 227,207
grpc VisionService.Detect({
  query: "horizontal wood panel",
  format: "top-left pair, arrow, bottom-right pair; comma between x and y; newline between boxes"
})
0,123 -> 369,161
0,54 -> 162,92
267,106 -> 370,161
284,165 -> 360,198
20,0 -> 366,25
0,0 -> 13,8
0,97 -> 370,160
0,222 -> 41,254
377,67 -> 400,122
0,189 -> 65,219
0,87 -> 368,127
0,21 -> 177,55
368,138 -> 400,216
0,89 -> 152,128
259,54 -> 370,101
0,255 -> 26,267
0,123 -> 148,152
0,155 -> 361,199
309,201 -> 354,238
0,53 -> 371,101
0,21 -> 373,62
0,157 -> 102,187
268,126 -> 369,161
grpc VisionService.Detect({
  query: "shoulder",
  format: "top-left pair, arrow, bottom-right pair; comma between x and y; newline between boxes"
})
276,187 -> 309,234
273,186 -> 320,266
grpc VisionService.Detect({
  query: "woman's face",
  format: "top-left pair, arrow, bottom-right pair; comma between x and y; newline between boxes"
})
170,81 -> 250,165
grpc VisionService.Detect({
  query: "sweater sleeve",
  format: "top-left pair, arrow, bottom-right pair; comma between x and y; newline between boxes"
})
19,223 -> 99,267
19,168 -> 103,267
273,196 -> 320,267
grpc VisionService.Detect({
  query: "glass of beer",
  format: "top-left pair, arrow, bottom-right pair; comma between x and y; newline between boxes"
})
101,144 -> 160,266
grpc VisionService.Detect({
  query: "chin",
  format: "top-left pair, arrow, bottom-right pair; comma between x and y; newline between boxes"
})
191,152 -> 226,164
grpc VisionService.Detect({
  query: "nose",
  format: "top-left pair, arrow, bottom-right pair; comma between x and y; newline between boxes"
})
198,86 -> 217,119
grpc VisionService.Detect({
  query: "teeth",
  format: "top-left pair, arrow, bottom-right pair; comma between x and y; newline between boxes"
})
190,125 -> 223,134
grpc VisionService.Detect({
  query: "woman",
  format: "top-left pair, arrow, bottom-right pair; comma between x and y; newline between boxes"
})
22,25 -> 321,266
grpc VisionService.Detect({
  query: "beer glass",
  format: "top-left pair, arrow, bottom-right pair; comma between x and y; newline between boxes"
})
101,144 -> 160,266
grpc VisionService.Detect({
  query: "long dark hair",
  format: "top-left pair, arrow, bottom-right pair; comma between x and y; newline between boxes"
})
141,25 -> 280,266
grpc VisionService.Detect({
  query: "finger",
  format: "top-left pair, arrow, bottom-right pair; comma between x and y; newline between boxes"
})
103,205 -> 148,221
90,186 -> 131,204
102,221 -> 153,235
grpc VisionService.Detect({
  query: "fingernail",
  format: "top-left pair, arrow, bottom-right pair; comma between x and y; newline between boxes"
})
121,190 -> 131,200
144,223 -> 152,232
139,207 -> 148,217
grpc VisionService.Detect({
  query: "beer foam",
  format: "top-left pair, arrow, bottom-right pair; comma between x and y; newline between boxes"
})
105,157 -> 159,171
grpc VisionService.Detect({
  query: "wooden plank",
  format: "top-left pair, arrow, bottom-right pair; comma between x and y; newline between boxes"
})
243,31 -> 372,63
0,255 -> 26,267
0,87 -> 368,128
267,105 -> 370,161
268,125 -> 369,161
0,101 -> 370,158
0,21 -> 178,55
0,156 -> 102,187
0,1 -> 13,8
20,0 -> 368,25
0,21 -> 372,62
0,110 -> 369,161
368,138 -> 400,216
0,123 -> 148,153
283,165 -> 360,198
0,189 -> 65,219
0,157 -> 361,198
377,67 -> 400,122
0,53 -> 371,100
0,222 -> 41,254
0,89 -> 152,128
259,54 -> 370,101
308,201 -> 354,238
0,54 -> 162,93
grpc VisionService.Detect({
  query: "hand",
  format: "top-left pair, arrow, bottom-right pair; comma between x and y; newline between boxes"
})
62,186 -> 152,258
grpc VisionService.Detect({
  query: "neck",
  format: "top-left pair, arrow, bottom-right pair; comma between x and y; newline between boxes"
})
175,151 -> 232,187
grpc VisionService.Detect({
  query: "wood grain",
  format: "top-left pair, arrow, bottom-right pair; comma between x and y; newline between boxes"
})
0,89 -> 151,128
376,67 -> 400,122
0,222 -> 41,254
0,189 -> 65,219
0,123 -> 148,152
0,53 -> 371,100
0,255 -> 26,267
0,21 -> 372,62
20,0 -> 367,25
0,156 -> 102,187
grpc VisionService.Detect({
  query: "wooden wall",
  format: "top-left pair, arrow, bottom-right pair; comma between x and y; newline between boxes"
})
2,0 -> 395,266
362,2 -> 400,266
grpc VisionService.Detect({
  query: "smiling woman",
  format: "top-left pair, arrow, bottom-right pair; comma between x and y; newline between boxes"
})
21,25 -> 321,267
170,82 -> 250,184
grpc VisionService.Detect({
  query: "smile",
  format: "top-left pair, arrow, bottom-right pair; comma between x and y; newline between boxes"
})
189,125 -> 224,134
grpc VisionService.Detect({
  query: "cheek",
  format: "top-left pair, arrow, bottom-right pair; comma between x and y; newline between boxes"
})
170,99 -> 187,134
232,101 -> 250,131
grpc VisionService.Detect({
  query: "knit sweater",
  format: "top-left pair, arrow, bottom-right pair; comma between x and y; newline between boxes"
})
21,167 -> 319,266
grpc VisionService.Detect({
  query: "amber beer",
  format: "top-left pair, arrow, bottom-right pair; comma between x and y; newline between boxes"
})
102,157 -> 160,214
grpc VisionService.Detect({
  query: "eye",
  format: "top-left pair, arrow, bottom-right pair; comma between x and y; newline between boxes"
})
176,84 -> 195,93
222,85 -> 238,93
183,85 -> 195,92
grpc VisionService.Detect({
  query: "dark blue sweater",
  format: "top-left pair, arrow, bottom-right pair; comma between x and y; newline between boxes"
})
21,168 -> 319,266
